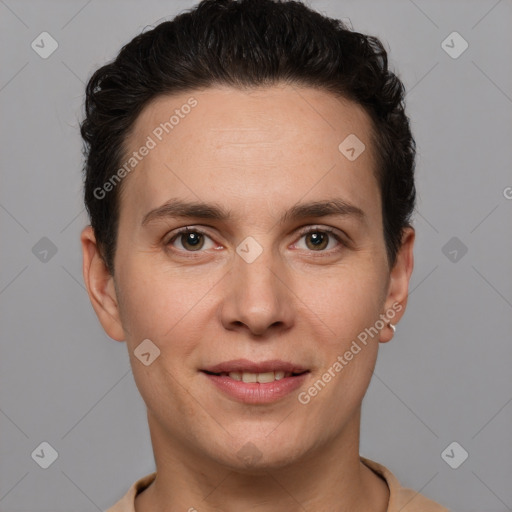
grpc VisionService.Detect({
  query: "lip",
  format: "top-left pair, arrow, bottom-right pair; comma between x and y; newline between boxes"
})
200,359 -> 310,404
201,371 -> 310,404
202,359 -> 309,374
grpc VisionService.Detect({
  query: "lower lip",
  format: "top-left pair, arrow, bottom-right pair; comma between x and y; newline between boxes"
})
201,372 -> 309,404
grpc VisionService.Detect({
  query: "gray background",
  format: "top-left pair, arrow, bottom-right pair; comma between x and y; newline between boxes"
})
1,0 -> 511,510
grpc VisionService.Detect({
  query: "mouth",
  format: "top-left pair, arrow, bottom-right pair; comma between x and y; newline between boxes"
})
200,359 -> 311,404
201,369 -> 309,383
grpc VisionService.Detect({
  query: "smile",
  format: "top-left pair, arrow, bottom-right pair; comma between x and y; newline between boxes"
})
200,360 -> 310,404
209,370 -> 305,383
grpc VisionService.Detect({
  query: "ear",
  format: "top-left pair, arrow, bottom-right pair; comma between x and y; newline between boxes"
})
379,227 -> 415,343
80,225 -> 125,342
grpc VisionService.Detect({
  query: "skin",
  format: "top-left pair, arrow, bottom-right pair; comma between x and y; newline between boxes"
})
81,84 -> 414,512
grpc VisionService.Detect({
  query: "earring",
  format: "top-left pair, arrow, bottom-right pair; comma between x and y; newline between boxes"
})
389,322 -> 396,333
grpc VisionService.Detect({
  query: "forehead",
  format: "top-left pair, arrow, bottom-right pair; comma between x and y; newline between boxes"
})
119,85 -> 380,222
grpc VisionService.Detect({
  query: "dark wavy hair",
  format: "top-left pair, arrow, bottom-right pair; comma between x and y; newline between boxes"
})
80,0 -> 416,275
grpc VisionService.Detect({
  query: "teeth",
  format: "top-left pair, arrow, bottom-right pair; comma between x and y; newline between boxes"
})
226,371 -> 293,382
256,371 -> 275,383
242,372 -> 258,383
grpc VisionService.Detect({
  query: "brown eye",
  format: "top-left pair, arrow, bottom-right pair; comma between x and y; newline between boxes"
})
179,231 -> 204,251
295,228 -> 344,253
167,228 -> 215,252
305,231 -> 329,251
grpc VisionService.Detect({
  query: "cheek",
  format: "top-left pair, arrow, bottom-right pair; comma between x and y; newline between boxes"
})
115,255 -> 219,344
131,358 -> 204,443
297,264 -> 386,345
298,276 -> 381,429
115,263 -> 211,416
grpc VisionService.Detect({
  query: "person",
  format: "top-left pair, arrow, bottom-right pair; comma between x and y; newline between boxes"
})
79,0 -> 449,510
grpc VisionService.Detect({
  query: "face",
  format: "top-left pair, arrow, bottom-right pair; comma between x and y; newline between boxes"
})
82,84 -> 414,472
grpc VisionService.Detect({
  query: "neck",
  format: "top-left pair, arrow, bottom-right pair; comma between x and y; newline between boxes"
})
135,409 -> 389,512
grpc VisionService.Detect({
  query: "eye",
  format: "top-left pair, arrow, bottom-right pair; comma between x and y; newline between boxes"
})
165,226 -> 346,255
167,227 -> 217,252
293,227 -> 345,252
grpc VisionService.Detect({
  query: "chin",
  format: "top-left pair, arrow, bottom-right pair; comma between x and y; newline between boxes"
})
205,432 -> 311,473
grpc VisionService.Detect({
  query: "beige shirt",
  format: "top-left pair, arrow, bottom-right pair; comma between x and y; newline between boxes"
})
106,456 -> 450,511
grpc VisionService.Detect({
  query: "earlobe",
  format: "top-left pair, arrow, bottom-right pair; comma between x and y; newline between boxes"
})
80,226 -> 125,342
379,227 -> 415,343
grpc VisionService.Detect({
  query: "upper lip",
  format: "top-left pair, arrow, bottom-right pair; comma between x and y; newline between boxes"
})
202,359 -> 309,374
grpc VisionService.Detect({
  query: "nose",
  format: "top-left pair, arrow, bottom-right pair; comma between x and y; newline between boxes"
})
220,244 -> 295,337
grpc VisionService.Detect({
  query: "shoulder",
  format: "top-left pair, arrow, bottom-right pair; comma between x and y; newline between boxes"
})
360,456 -> 450,512
104,472 -> 157,512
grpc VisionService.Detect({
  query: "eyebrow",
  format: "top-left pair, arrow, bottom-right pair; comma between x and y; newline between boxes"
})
141,197 -> 366,226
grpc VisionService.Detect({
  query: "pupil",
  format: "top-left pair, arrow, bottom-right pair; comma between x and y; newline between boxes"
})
307,232 -> 328,251
310,233 -> 323,245
185,233 -> 201,246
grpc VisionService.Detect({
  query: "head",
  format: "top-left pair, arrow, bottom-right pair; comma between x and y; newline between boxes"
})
80,0 -> 415,471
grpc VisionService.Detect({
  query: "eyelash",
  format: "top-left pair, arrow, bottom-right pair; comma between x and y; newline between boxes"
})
165,226 -> 347,256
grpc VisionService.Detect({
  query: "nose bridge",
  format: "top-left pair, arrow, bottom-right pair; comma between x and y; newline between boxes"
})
242,245 -> 276,287
236,238 -> 281,306
223,237 -> 293,335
